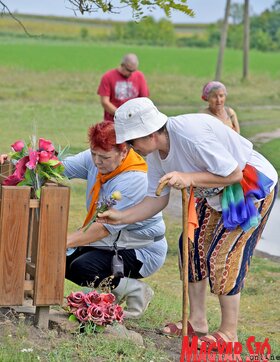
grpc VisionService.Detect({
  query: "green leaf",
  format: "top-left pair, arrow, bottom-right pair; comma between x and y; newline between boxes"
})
18,179 -> 32,186
49,170 -> 64,180
54,164 -> 65,174
24,168 -> 34,184
38,170 -> 51,180
68,314 -> 78,322
94,324 -> 106,333
43,159 -> 61,167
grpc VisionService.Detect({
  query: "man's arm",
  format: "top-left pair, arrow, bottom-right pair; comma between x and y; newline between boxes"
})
100,96 -> 117,116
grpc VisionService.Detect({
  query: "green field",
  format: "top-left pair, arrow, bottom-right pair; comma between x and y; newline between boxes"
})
0,33 -> 280,361
1,38 -> 280,78
1,37 -> 279,169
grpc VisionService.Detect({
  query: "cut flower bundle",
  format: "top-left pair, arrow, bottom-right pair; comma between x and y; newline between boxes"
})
3,137 -> 67,198
66,290 -> 124,331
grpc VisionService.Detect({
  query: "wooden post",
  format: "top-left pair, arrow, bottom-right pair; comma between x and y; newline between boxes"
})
35,306 -> 50,329
33,185 -> 70,306
0,187 -> 31,305
0,163 -> 70,328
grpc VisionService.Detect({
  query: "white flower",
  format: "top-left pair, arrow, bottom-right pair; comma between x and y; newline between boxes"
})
21,348 -> 33,353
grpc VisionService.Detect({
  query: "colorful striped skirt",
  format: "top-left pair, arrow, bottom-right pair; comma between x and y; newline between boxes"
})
179,184 -> 278,295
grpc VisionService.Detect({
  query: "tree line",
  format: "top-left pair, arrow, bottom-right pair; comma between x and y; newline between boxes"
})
106,1 -> 279,51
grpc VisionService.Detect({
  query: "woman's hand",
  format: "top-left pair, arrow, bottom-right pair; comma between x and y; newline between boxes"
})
96,208 -> 124,225
159,171 -> 192,190
159,167 -> 242,189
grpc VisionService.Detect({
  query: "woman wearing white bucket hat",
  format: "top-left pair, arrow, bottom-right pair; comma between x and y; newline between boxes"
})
98,97 -> 278,346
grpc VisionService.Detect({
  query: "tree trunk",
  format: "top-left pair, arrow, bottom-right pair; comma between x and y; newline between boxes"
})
243,0 -> 250,80
215,0 -> 231,81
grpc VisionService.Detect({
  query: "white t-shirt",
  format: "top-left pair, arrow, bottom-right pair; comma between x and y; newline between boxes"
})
147,114 -> 278,210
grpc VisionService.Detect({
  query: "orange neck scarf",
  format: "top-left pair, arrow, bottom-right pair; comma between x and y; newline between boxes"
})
83,148 -> 147,227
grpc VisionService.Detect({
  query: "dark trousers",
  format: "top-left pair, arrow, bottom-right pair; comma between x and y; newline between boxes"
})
65,247 -> 143,288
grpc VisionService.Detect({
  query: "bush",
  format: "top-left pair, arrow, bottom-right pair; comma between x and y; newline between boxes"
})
80,27 -> 89,39
176,35 -> 210,48
111,16 -> 176,46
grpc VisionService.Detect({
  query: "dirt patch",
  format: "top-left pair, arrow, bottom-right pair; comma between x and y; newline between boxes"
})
134,326 -> 182,361
249,128 -> 280,144
0,306 -> 182,361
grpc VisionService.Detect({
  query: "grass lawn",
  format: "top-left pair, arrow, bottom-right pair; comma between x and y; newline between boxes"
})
0,218 -> 279,360
0,34 -> 279,361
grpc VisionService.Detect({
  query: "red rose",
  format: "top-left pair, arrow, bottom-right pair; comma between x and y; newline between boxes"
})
87,304 -> 105,326
113,304 -> 124,322
84,290 -> 102,305
75,307 -> 90,322
101,293 -> 116,304
38,150 -> 52,163
2,156 -> 29,186
67,291 -> 86,309
11,140 -> 25,152
39,138 -> 55,153
26,150 -> 39,170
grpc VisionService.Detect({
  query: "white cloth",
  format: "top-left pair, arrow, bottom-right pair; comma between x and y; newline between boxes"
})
147,114 -> 278,210
63,149 -> 167,277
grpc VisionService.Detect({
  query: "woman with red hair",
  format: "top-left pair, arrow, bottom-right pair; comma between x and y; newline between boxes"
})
64,121 -> 167,319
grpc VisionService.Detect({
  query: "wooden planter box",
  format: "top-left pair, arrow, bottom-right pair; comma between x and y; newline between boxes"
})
0,162 -> 70,327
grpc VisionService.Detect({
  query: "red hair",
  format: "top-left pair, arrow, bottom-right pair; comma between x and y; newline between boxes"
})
88,121 -> 127,152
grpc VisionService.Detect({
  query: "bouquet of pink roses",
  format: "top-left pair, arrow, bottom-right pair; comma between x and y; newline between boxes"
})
3,137 -> 67,199
66,290 -> 124,332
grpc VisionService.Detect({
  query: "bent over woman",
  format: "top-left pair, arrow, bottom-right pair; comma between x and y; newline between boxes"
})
97,98 -> 278,344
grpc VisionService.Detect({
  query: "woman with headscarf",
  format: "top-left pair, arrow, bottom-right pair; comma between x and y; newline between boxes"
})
201,81 -> 240,133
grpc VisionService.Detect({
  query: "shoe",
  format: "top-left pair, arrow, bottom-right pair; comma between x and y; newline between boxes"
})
112,277 -> 154,319
161,320 -> 207,339
198,331 -> 236,350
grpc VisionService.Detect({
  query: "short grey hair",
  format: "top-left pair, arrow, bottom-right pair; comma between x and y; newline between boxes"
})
121,53 -> 139,68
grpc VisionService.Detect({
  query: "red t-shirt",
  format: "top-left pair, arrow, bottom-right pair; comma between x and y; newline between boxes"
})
97,68 -> 149,121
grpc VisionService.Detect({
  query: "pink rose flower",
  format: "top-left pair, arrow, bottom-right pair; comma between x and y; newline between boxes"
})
75,307 -> 90,322
2,156 -> 29,186
84,291 -> 102,305
67,291 -> 86,309
38,151 -> 52,163
67,290 -> 124,328
87,304 -> 105,326
11,140 -> 25,152
26,150 -> 39,170
2,173 -> 23,186
113,305 -> 124,322
102,293 -> 116,304
39,138 -> 55,153
103,305 -> 116,323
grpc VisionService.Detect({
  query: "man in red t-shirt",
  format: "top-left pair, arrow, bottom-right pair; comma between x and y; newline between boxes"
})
97,53 -> 149,122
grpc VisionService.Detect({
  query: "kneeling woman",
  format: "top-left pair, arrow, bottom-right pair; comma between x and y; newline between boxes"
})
64,121 -> 167,318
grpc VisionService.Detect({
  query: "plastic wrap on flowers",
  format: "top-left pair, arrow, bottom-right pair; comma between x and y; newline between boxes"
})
66,290 -> 124,333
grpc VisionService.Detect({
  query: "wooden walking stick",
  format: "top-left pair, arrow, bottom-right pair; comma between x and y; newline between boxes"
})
156,181 -> 189,337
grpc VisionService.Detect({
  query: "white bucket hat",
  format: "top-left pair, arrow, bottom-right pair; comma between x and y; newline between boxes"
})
114,97 -> 168,144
